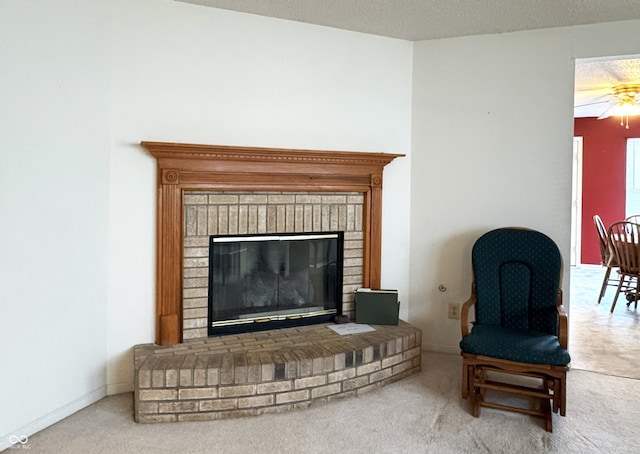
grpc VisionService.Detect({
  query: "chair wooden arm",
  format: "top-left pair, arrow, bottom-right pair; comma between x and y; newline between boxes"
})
461,283 -> 476,337
556,289 -> 568,349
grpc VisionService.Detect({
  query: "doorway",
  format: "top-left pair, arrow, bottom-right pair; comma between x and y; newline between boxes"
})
571,136 -> 583,267
570,56 -> 640,380
625,138 -> 640,216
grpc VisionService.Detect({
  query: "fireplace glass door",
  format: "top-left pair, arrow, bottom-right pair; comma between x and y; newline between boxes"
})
208,231 -> 343,335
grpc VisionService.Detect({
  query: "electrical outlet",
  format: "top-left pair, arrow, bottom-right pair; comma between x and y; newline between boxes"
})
448,302 -> 460,319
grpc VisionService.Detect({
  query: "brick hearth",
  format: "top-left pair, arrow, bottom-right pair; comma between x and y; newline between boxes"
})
134,321 -> 422,422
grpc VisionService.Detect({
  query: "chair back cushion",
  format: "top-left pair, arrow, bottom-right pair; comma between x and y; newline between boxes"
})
472,228 -> 562,336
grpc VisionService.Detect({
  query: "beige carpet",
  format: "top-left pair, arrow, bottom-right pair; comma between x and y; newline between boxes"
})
8,267 -> 640,453
13,351 -> 640,454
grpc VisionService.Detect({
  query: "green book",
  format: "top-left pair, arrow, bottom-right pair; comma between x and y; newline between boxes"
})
355,289 -> 399,325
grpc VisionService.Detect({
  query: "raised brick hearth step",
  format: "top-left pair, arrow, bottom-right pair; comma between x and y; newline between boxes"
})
134,321 -> 422,422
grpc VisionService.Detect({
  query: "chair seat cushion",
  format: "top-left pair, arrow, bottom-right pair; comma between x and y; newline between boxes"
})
460,324 -> 571,366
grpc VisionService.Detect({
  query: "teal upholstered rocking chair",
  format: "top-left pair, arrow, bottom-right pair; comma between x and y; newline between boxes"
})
459,227 -> 570,432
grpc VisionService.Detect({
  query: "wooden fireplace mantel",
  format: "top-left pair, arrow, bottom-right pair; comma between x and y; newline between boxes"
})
141,141 -> 404,345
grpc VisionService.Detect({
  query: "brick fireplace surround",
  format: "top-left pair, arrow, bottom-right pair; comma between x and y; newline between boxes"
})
133,142 -> 421,422
181,191 -> 366,340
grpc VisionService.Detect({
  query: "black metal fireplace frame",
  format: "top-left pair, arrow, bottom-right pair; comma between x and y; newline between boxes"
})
207,231 -> 344,336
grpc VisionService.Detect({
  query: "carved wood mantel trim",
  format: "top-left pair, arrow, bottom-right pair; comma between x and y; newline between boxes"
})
141,141 -> 404,346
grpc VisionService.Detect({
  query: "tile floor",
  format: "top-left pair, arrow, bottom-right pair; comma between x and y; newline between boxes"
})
569,265 -> 640,378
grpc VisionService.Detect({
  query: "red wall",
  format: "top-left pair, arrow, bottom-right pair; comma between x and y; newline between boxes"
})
575,116 -> 640,264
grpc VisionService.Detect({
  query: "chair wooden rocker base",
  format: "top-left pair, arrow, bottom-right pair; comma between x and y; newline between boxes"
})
461,353 -> 568,432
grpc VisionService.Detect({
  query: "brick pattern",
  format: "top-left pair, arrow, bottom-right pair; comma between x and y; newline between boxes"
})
134,321 -> 422,423
183,192 -> 365,340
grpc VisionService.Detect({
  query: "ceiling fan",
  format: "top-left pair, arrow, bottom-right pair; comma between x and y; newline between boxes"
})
575,83 -> 640,129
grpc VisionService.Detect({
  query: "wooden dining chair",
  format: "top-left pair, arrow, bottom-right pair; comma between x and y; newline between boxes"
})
626,215 -> 640,224
593,215 -> 620,304
607,221 -> 640,313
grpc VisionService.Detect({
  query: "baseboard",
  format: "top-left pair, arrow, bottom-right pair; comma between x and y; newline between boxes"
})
0,386 -> 107,452
107,382 -> 134,395
421,343 -> 461,355
571,263 -> 601,270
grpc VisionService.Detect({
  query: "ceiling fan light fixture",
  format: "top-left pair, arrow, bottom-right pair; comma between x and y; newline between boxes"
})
611,84 -> 640,129
612,84 -> 640,99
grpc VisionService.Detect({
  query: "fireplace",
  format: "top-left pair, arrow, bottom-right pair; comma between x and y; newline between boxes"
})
141,141 -> 403,345
133,143 -> 419,424
208,231 -> 343,335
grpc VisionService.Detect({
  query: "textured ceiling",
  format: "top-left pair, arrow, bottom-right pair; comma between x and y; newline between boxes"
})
174,0 -> 640,118
575,58 -> 640,117
176,0 -> 640,41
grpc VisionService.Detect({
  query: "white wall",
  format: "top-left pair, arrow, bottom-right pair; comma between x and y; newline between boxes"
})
106,0 -> 413,392
0,0 -> 110,448
5,0 -> 640,445
0,0 -> 411,447
410,19 -> 640,353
